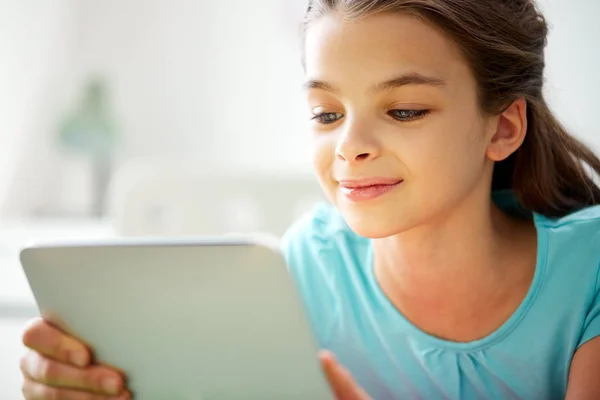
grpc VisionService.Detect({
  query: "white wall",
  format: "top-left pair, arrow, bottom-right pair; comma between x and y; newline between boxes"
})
0,0 -> 78,217
61,0 -> 600,167
0,319 -> 28,399
540,0 -> 600,151
72,0 -> 311,172
70,0 -> 600,160
1,0 -> 312,218
1,0 -> 599,218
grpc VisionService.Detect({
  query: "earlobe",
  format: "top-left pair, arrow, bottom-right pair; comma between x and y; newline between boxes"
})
486,98 -> 528,162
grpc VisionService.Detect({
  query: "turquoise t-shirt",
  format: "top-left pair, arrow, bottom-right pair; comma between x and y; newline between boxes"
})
281,199 -> 600,400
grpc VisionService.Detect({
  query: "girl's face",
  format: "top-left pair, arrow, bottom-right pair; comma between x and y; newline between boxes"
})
304,12 -> 498,238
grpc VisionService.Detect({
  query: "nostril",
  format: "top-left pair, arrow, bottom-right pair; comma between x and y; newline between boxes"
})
356,153 -> 370,161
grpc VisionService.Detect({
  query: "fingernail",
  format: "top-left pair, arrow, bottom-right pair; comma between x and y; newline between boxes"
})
69,351 -> 88,367
101,376 -> 121,394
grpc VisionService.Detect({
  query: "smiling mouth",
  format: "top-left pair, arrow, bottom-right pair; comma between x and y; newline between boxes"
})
337,178 -> 403,202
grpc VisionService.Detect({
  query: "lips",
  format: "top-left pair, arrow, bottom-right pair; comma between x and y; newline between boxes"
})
337,178 -> 403,202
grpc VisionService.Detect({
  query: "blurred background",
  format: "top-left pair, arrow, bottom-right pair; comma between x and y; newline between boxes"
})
0,0 -> 599,397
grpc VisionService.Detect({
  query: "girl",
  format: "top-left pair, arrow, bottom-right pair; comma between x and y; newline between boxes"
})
20,0 -> 600,399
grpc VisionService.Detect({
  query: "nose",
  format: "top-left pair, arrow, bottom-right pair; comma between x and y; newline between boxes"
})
335,123 -> 380,164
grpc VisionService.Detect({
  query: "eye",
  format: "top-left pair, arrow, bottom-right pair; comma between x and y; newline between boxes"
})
312,112 -> 344,125
388,109 -> 430,122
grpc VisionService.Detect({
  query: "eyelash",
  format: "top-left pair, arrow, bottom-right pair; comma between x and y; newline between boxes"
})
311,112 -> 343,125
387,109 -> 431,122
311,109 -> 430,125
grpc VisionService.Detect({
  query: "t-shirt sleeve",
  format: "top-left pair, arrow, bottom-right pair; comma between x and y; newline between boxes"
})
280,205 -> 341,348
578,265 -> 600,348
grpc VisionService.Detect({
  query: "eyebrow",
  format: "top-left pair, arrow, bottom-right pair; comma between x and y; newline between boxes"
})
303,73 -> 446,94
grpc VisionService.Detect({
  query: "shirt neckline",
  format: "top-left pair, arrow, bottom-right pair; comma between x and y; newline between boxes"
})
365,212 -> 550,352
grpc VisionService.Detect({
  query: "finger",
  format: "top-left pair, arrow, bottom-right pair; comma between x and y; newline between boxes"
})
319,351 -> 370,400
22,318 -> 91,367
22,378 -> 131,400
320,352 -> 357,400
21,351 -> 126,396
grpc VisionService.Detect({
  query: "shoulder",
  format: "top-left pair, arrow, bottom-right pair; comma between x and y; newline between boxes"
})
534,205 -> 600,333
542,205 -> 600,348
281,202 -> 365,265
280,203 -> 368,345
536,204 -> 600,252
535,205 -> 600,276
537,204 -> 600,229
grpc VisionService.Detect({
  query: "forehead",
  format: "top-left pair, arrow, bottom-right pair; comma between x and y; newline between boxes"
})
304,12 -> 472,89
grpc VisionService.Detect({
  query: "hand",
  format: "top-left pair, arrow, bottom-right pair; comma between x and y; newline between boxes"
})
320,350 -> 371,400
20,318 -> 130,399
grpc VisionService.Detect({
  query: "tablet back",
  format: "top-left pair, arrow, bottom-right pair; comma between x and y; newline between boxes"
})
21,237 -> 333,400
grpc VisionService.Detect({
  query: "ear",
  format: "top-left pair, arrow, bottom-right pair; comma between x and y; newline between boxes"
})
486,98 -> 528,162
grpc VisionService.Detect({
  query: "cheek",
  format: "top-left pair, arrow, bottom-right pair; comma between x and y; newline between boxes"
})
404,121 -> 487,195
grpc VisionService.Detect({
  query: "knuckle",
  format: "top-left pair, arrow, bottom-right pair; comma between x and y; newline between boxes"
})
49,338 -> 68,361
36,357 -> 56,381
21,318 -> 76,362
22,318 -> 45,348
46,388 -> 61,400
57,336 -> 87,364
22,377 -> 58,400
20,351 -> 30,375
85,368 -> 118,393
48,334 -> 70,361
85,392 -> 107,400
20,350 -> 38,377
21,378 -> 30,399
76,369 -> 98,392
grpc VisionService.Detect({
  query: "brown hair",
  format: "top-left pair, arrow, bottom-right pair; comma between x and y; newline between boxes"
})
303,0 -> 600,218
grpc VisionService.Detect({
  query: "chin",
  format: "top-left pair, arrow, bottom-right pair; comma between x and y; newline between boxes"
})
338,204 -> 412,239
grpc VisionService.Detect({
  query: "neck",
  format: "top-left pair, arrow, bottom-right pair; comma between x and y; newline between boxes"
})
372,188 -> 533,298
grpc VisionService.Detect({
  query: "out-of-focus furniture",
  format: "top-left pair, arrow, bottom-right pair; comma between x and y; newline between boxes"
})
107,159 -> 326,237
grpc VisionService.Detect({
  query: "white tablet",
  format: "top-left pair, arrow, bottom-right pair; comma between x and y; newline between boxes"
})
20,236 -> 333,400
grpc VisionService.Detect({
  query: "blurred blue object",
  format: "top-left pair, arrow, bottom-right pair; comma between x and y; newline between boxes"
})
58,77 -> 120,216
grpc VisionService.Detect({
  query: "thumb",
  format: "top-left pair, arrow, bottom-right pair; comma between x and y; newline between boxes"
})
319,351 -> 370,400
